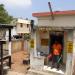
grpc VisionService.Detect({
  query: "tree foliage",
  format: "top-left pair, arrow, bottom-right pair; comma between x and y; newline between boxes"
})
0,4 -> 13,24
24,34 -> 31,40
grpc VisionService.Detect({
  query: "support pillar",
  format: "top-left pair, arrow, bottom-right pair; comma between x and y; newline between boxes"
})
71,29 -> 75,75
0,42 -> 3,75
30,31 -> 37,69
0,41 -> 6,75
8,28 -> 11,68
65,30 -> 73,75
30,31 -> 37,57
33,32 -> 37,57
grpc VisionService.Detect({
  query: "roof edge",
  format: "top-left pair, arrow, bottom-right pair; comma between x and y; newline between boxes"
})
32,10 -> 75,17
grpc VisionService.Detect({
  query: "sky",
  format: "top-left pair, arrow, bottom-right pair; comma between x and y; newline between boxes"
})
0,0 -> 75,20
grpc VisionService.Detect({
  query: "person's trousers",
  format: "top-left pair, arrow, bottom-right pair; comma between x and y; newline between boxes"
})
52,55 -> 60,68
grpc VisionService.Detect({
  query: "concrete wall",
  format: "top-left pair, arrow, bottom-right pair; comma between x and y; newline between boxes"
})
65,30 -> 73,75
35,15 -> 75,63
30,50 -> 44,70
36,30 -> 67,63
0,29 -> 6,39
11,39 -> 24,53
72,30 -> 75,75
16,23 -> 31,33
16,19 -> 31,34
36,30 -> 49,54
63,31 -> 67,64
37,15 -> 75,27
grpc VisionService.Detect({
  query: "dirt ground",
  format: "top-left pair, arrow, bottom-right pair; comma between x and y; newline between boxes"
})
11,50 -> 30,74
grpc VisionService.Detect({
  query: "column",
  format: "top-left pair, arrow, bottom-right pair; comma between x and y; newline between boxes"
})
71,29 -> 75,75
65,30 -> 73,75
0,41 -> 6,75
33,31 -> 37,57
8,28 -> 11,68
30,31 -> 37,69
0,42 -> 3,75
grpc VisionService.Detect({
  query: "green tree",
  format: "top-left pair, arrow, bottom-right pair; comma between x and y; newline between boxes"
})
24,34 -> 31,40
0,4 -> 13,24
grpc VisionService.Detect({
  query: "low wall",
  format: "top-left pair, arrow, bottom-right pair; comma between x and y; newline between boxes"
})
11,39 -> 24,53
30,51 -> 44,70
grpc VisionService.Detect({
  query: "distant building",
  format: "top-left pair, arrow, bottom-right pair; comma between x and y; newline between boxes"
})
16,18 -> 31,34
6,18 -> 32,52
14,18 -> 33,52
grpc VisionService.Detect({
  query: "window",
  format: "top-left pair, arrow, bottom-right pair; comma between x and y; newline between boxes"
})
27,24 -> 29,28
20,23 -> 23,27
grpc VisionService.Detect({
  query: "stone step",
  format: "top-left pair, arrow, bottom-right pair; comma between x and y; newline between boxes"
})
43,66 -> 65,75
27,69 -> 64,75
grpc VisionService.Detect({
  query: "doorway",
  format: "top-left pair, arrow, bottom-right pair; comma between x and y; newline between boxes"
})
49,31 -> 64,62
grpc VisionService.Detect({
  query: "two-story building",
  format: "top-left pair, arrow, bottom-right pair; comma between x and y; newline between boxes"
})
16,18 -> 31,34
16,18 -> 31,52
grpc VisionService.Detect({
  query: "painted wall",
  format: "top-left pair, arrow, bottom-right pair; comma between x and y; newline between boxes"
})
72,30 -> 75,75
37,15 -> 75,27
35,15 -> 75,63
5,27 -> 17,41
36,30 -> 68,63
11,39 -> 24,53
65,30 -> 73,75
0,30 -> 6,39
36,30 -> 49,55
16,23 -> 30,33
63,31 -> 67,64
16,19 -> 31,34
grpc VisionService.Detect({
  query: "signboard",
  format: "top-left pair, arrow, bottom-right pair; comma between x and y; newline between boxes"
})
41,39 -> 48,46
67,41 -> 73,53
30,39 -> 34,48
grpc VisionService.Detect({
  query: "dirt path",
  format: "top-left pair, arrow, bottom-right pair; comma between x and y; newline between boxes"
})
11,51 -> 30,74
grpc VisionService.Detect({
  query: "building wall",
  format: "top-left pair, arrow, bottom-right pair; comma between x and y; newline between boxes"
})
37,15 -> 75,27
0,29 -> 6,39
65,30 -> 73,75
35,15 -> 75,63
11,39 -> 24,53
16,19 -> 31,34
16,23 -> 30,33
36,30 -> 49,55
63,31 -> 67,63
36,30 -> 68,63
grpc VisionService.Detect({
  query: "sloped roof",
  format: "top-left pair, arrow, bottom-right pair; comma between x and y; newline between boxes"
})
0,24 -> 13,28
32,10 -> 75,17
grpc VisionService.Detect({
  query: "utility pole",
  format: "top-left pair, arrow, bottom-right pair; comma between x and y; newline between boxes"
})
48,2 -> 54,20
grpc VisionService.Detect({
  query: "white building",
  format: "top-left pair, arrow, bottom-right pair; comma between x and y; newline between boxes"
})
16,18 -> 31,34
29,10 -> 75,75
15,18 -> 32,52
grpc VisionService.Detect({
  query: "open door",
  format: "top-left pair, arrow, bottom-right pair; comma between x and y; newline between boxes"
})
49,31 -> 64,62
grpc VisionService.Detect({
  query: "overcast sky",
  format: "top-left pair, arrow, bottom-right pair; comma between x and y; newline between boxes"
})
0,0 -> 75,20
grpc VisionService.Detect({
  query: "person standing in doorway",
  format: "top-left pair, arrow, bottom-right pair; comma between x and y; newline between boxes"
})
51,41 -> 62,69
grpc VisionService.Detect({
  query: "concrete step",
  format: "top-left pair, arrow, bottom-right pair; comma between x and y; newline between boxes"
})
27,69 -> 64,75
43,66 -> 65,75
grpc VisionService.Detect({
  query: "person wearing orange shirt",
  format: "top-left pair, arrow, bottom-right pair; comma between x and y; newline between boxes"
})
51,41 -> 62,69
